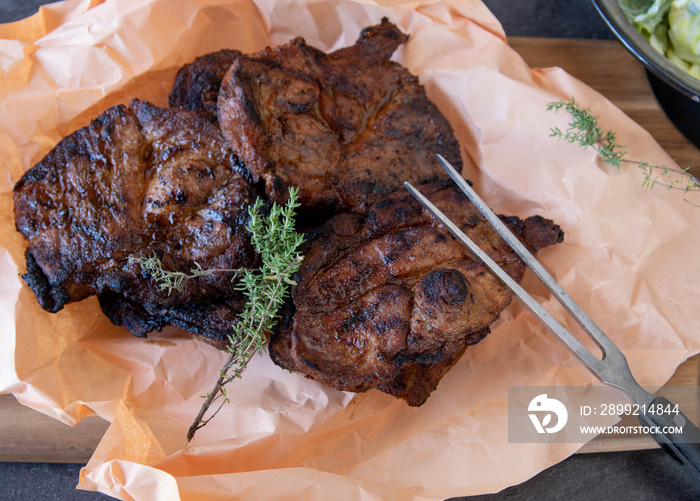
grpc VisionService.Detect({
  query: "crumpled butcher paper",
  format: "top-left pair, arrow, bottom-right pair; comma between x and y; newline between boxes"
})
1,0 -> 699,500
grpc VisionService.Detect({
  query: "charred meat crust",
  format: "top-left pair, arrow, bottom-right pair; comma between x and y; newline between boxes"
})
168,49 -> 243,120
14,99 -> 258,339
269,181 -> 564,405
217,18 -> 463,213
98,292 -> 245,350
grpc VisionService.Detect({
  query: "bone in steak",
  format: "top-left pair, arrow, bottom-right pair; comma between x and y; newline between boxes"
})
269,180 -> 564,405
14,99 -> 257,345
217,18 -> 463,213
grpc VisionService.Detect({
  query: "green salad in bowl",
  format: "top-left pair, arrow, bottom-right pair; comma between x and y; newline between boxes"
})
594,0 -> 699,146
620,0 -> 700,79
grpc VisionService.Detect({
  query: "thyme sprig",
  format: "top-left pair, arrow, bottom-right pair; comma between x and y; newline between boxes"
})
127,254 -> 241,294
186,188 -> 304,442
128,188 -> 304,441
547,98 -> 700,199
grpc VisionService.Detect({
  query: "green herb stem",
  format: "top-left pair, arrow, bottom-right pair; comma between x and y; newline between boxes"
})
127,254 -> 242,295
547,98 -> 700,199
186,188 -> 304,442
128,188 -> 304,441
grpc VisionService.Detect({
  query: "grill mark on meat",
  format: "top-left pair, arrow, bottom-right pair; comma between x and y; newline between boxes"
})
14,99 -> 258,344
99,291 -> 246,350
218,18 -> 463,213
296,212 -> 526,315
420,269 -> 470,306
269,181 -> 564,405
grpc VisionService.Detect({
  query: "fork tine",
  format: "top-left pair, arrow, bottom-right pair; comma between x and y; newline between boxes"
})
404,181 -> 603,373
434,154 -> 618,357
408,161 -> 662,407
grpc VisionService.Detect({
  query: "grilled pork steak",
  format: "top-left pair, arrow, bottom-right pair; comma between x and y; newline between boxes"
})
218,18 -> 462,213
14,99 -> 257,342
269,181 -> 564,405
169,49 -> 242,120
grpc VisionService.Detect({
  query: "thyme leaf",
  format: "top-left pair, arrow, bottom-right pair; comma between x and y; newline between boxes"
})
127,254 -> 241,294
547,98 -> 700,201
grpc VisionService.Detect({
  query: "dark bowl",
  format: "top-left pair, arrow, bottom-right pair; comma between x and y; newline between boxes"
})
592,0 -> 700,148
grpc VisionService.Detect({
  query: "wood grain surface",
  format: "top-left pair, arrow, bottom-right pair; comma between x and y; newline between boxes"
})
1,38 -> 698,463
512,38 -> 699,174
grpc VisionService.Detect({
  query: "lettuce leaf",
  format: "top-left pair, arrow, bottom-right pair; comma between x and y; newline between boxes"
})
619,0 -> 700,78
668,1 -> 700,64
619,0 -> 672,36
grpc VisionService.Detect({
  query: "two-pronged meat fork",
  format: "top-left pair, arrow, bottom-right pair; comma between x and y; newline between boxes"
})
405,154 -> 700,483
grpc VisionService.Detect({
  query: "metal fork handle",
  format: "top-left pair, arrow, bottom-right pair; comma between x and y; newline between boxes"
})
639,396 -> 700,484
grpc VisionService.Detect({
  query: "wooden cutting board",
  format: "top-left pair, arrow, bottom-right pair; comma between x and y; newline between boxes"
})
1,38 -> 698,463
